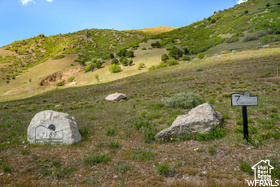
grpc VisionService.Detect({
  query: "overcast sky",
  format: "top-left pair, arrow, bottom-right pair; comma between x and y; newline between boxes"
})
0,0 -> 247,47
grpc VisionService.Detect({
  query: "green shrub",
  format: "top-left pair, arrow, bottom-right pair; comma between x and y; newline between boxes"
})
164,92 -> 203,109
181,55 -> 190,61
121,58 -> 128,66
151,41 -> 161,48
111,58 -> 119,65
68,76 -> 75,82
138,63 -> 146,70
109,64 -> 121,73
126,50 -> 134,58
131,148 -> 154,161
56,80 -> 65,86
2,163 -> 12,173
243,35 -> 258,42
161,53 -> 169,62
156,163 -> 170,176
53,55 -> 65,60
108,141 -> 121,149
157,62 -> 168,68
167,58 -> 179,66
239,160 -> 253,175
84,154 -> 111,165
148,65 -> 157,71
208,146 -> 217,155
197,53 -> 205,59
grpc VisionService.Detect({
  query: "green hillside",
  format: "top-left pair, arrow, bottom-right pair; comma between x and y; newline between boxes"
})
152,0 -> 280,53
0,0 -> 279,101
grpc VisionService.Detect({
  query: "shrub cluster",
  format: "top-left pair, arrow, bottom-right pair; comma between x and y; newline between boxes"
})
109,64 -> 121,73
164,92 -> 203,109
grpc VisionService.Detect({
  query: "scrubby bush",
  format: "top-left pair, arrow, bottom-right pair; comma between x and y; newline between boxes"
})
121,58 -> 128,66
126,50 -> 134,58
95,60 -> 103,69
197,53 -> 205,59
164,92 -> 203,109
116,49 -> 127,57
53,55 -> 65,60
129,59 -> 133,66
148,65 -> 157,71
56,80 -> 65,86
181,55 -> 190,61
168,46 -> 183,60
151,41 -> 161,48
109,64 -> 121,73
157,62 -> 168,68
110,53 -> 114,59
161,53 -> 169,62
138,63 -> 145,70
243,34 -> 258,42
68,76 -> 75,82
111,58 -> 119,65
167,58 -> 179,66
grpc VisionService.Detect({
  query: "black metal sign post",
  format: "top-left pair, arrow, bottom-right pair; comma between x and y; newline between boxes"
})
242,106 -> 248,140
231,91 -> 258,141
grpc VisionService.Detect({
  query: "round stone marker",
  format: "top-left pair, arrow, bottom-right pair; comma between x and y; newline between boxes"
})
27,110 -> 82,145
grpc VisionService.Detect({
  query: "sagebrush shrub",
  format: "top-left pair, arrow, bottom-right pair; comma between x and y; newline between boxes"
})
164,92 -> 203,109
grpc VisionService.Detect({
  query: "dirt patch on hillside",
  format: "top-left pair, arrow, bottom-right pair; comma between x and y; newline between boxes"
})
39,67 -> 83,86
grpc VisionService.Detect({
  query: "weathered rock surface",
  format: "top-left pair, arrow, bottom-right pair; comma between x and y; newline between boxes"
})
27,110 -> 82,145
105,93 -> 127,101
155,103 -> 224,139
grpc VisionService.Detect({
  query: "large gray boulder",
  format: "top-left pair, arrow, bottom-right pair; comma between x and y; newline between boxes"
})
105,92 -> 127,101
27,110 -> 82,145
155,103 -> 224,140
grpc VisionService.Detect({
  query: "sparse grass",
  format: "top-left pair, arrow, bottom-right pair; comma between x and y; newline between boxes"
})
84,154 -> 111,166
155,163 -> 170,176
239,160 -> 253,175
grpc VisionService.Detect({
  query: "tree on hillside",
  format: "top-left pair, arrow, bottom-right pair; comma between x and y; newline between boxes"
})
161,53 -> 169,62
168,47 -> 183,60
151,41 -> 161,48
110,53 -> 114,59
183,47 -> 190,55
111,58 -> 119,65
126,50 -> 134,58
116,49 -> 127,57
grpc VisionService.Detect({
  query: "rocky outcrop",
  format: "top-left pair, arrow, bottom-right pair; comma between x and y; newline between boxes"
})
155,103 -> 224,140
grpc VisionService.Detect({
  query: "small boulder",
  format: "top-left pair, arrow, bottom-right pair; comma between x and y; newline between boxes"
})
105,92 -> 127,101
155,103 -> 224,140
27,110 -> 82,145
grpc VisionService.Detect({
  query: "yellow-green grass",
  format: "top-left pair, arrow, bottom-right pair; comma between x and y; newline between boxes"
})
129,26 -> 177,34
1,46 -> 279,102
0,54 -> 78,101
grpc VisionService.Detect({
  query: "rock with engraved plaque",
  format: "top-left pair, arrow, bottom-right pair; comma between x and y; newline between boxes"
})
27,110 -> 82,145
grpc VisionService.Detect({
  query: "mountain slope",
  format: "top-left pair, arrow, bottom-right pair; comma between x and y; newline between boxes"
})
152,0 -> 280,53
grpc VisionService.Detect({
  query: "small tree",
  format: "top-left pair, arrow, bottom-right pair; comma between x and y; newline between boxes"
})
182,55 -> 190,61
151,41 -> 161,48
109,64 -> 121,73
161,53 -> 169,62
126,50 -> 134,58
197,53 -> 205,59
95,60 -> 102,69
121,58 -> 128,66
266,3 -> 270,8
116,49 -> 127,57
129,59 -> 133,66
110,53 -> 114,59
168,47 -> 183,60
111,58 -> 119,65
167,58 -> 179,66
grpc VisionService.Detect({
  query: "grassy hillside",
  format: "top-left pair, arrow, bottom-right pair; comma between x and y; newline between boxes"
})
152,0 -> 280,54
0,47 -> 279,186
1,0 -> 279,102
